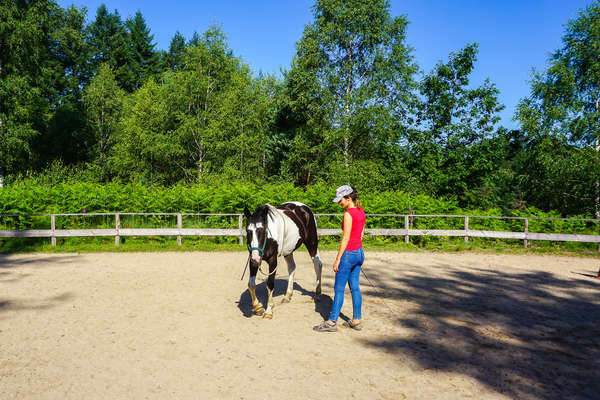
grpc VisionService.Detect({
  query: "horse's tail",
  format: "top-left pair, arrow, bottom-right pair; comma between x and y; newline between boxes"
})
303,206 -> 320,256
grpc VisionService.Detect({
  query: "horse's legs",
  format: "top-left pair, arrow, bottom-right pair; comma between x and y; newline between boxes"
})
263,257 -> 277,319
282,254 -> 296,303
247,264 -> 265,316
312,250 -> 323,299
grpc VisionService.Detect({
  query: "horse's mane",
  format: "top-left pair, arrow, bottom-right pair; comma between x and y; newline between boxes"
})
253,204 -> 277,223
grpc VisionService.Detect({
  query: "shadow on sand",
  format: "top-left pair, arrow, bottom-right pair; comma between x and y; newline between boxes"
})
0,254 -> 78,269
0,255 -> 78,318
0,254 -> 78,285
357,262 -> 600,400
236,279 -> 333,319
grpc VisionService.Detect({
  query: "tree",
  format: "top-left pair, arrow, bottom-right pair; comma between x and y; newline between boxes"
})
515,1 -> 600,216
112,26 -> 276,184
84,63 -> 125,179
512,136 -> 600,215
0,0 -> 42,178
0,0 -> 90,178
166,27 -> 238,180
87,5 -> 134,91
125,11 -> 159,89
278,24 -> 331,185
408,43 -> 504,202
33,4 -> 91,169
187,31 -> 202,47
162,31 -> 186,72
111,78 -> 177,184
287,0 -> 418,179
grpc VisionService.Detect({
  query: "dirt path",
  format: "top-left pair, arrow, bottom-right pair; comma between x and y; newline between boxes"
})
1,251 -> 599,399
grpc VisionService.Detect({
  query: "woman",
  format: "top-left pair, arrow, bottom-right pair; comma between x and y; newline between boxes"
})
313,185 -> 365,332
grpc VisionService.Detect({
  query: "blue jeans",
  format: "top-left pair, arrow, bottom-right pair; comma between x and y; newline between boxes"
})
329,248 -> 364,323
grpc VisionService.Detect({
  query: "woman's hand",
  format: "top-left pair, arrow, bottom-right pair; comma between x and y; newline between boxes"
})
333,259 -> 340,273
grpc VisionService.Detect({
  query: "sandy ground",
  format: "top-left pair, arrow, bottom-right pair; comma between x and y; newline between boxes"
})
1,250 -> 599,400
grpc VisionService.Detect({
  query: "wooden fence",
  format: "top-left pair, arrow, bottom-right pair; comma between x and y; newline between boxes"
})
0,212 -> 598,250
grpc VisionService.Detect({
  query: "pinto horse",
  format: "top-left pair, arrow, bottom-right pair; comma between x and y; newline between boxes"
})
243,202 -> 323,319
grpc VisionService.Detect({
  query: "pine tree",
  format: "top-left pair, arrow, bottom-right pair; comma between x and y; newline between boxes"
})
125,11 -> 159,89
87,5 -> 134,91
164,31 -> 186,71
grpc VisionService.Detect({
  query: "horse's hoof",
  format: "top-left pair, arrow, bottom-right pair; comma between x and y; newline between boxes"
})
254,308 -> 265,316
263,313 -> 273,319
281,297 -> 291,303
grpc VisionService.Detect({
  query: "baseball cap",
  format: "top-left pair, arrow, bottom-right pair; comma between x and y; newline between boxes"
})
332,185 -> 354,203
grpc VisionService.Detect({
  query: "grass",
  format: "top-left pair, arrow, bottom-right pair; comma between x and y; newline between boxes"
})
1,235 -> 598,258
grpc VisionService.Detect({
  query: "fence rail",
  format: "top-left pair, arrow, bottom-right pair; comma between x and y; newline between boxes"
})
0,212 -> 598,249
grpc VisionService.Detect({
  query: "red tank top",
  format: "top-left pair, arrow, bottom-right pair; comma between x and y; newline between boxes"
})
342,207 -> 366,250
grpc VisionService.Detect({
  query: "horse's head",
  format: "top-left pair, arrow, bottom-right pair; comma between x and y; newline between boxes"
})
244,205 -> 270,265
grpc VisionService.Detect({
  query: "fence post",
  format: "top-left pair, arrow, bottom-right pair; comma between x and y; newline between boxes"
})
177,213 -> 182,246
51,214 -> 56,246
115,213 -> 120,246
464,216 -> 469,243
404,215 -> 409,244
238,214 -> 244,246
524,218 -> 528,248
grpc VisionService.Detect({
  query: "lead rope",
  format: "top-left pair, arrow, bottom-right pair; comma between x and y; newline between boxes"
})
258,263 -> 278,277
360,265 -> 398,315
240,254 -> 250,281
240,226 -> 278,280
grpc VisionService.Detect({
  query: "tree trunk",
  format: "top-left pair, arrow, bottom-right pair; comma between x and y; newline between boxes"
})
0,115 -> 3,180
239,119 -> 244,175
594,96 -> 600,218
344,41 -> 352,169
198,148 -> 204,178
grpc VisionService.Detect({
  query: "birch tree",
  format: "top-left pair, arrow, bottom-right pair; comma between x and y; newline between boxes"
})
288,0 -> 417,174
516,0 -> 600,217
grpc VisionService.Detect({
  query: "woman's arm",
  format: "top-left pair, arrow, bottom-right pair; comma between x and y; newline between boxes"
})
333,212 -> 352,272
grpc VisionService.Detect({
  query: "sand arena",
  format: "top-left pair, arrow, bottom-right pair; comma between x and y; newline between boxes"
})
1,251 -> 599,399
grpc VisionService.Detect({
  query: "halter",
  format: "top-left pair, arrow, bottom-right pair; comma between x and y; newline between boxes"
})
241,226 -> 278,280
247,229 -> 268,256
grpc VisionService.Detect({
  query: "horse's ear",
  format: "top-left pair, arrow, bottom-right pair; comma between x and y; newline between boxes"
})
244,206 -> 251,219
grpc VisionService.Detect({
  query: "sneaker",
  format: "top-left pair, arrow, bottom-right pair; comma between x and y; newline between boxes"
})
342,320 -> 362,331
313,320 -> 337,332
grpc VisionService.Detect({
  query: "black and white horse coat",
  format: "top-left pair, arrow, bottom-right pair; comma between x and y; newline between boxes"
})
244,202 -> 323,318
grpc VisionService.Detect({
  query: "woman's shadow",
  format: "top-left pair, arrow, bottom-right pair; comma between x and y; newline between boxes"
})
236,279 -> 333,319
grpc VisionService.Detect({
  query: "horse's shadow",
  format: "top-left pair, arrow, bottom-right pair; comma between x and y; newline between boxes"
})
236,278 -> 333,319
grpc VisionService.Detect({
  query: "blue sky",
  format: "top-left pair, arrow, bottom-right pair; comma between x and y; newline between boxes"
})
58,0 -> 594,129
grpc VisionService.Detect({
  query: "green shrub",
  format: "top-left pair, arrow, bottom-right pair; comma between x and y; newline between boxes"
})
0,180 -> 597,235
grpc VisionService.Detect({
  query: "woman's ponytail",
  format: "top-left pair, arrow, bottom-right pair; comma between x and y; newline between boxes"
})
349,186 -> 362,209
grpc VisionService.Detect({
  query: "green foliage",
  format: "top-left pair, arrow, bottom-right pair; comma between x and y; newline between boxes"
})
0,0 -> 86,176
281,0 -> 418,184
407,44 -> 505,205
125,11 -> 160,90
516,1 -> 600,147
1,179 -> 596,255
0,181 -> 594,234
161,31 -> 186,72
1,0 -> 599,223
514,1 -> 600,216
84,63 -> 125,179
111,27 -> 279,185
86,5 -> 134,91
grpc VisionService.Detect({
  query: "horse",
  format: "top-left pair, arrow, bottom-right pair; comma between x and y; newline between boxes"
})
243,202 -> 323,319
